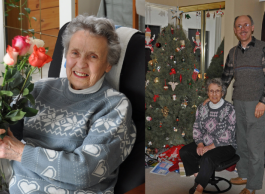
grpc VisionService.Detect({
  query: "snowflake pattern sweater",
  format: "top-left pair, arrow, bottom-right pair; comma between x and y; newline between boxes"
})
193,100 -> 237,149
9,78 -> 136,194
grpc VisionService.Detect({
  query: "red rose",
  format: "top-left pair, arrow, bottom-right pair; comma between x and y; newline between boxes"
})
28,45 -> 52,68
12,35 -> 30,56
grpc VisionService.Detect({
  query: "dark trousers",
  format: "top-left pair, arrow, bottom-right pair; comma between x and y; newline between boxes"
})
179,142 -> 235,188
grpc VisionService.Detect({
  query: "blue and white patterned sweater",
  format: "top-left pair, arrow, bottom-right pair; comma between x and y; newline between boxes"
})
9,78 -> 136,194
193,100 -> 237,149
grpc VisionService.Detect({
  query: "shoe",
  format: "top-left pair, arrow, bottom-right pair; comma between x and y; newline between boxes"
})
230,177 -> 247,185
239,188 -> 255,194
189,182 -> 198,194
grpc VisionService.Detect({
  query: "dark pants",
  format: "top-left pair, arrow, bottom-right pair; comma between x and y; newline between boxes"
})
179,142 -> 236,188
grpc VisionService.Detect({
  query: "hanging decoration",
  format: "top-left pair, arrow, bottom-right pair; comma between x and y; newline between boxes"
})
145,26 -> 156,53
213,12 -> 215,19
160,121 -> 162,128
175,47 -> 180,52
166,137 -> 169,141
176,116 -> 179,125
168,82 -> 179,91
174,127 -> 178,132
185,14 -> 191,19
171,6 -> 183,22
206,10 -> 210,18
153,94 -> 160,102
164,79 -> 169,90
157,66 -> 161,72
161,106 -> 169,118
192,65 -> 200,82
180,40 -> 185,50
196,11 -> 201,17
145,80 -> 150,89
216,5 -> 224,16
173,37 -> 178,41
146,116 -> 152,121
171,27 -> 174,34
192,31 -> 201,53
154,77 -> 159,83
187,79 -> 193,89
179,74 -> 182,83
170,55 -> 174,60
158,11 -> 165,17
172,94 -> 177,101
156,43 -> 161,48
181,58 -> 186,62
182,131 -> 185,137
148,141 -> 152,146
181,98 -> 188,108
169,68 -> 176,75
147,126 -> 152,130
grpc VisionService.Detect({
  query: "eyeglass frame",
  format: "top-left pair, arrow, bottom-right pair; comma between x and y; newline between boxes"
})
235,23 -> 251,30
208,89 -> 222,95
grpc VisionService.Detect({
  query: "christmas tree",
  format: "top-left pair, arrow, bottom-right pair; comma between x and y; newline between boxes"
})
205,39 -> 224,79
145,24 -> 207,149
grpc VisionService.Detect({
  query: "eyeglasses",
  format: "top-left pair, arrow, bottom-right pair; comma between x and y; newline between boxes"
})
236,23 -> 251,30
208,90 -> 221,95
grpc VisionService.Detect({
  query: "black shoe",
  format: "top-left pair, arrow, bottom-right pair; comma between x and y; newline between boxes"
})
189,182 -> 198,194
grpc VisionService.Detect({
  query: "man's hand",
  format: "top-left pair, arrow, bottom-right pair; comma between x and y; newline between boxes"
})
255,102 -> 265,118
196,143 -> 204,156
0,128 -> 24,162
203,98 -> 210,106
202,143 -> 215,155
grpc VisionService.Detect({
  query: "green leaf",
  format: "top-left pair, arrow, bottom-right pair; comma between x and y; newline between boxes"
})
32,17 -> 37,21
11,88 -> 20,96
19,13 -> 25,16
24,8 -> 31,14
3,101 -> 11,111
28,29 -> 35,33
0,90 -> 13,97
22,88 -> 29,96
5,110 -> 26,121
8,70 -> 24,89
18,18 -> 21,21
27,83 -> 34,93
22,30 -> 28,34
8,4 -> 16,8
23,107 -> 38,117
24,94 -> 35,106
6,77 -> 15,83
17,98 -> 28,108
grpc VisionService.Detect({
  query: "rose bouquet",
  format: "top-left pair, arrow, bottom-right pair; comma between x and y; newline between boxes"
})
0,35 -> 52,191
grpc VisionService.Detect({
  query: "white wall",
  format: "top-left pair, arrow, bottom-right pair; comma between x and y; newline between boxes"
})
78,0 -> 101,16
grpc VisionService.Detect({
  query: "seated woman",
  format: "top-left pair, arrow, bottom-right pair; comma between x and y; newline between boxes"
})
0,15 -> 136,193
179,78 -> 237,194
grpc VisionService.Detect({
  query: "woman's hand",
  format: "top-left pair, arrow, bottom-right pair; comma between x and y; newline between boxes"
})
0,128 -> 24,162
202,143 -> 215,155
197,143 -> 204,156
203,98 -> 210,106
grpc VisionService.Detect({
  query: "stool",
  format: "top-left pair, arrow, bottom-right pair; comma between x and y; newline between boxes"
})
203,154 -> 240,193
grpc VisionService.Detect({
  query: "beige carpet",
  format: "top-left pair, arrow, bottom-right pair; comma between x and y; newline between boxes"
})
146,168 -> 265,194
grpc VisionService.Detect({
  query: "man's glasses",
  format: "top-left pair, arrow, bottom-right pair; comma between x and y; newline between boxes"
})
208,90 -> 221,95
236,23 -> 251,30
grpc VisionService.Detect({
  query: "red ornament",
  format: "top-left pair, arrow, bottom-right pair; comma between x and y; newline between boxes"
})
221,64 -> 224,67
160,121 -> 162,127
179,74 -> 182,83
155,148 -> 158,154
171,27 -> 174,34
221,51 -> 223,54
156,43 -> 161,48
153,94 -> 159,102
169,68 -> 176,75
213,54 -> 219,58
164,79 -> 168,90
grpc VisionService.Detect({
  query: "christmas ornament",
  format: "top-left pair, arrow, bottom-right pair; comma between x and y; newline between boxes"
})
180,40 -> 185,50
175,47 -> 180,52
153,94 -> 159,102
147,126 -> 152,130
170,55 -> 174,60
192,31 -> 201,53
148,141 -> 152,146
171,27 -> 174,34
198,73 -> 206,79
161,106 -> 169,118
171,6 -> 183,21
166,137 -> 169,141
168,82 -> 179,91
174,61 -> 176,64
155,148 -> 158,154
213,12 -> 215,18
158,11 -> 165,16
185,14 -> 191,19
176,116 -> 179,125
179,74 -> 182,83
153,68 -> 156,72
192,104 -> 197,109
181,58 -> 185,62
182,132 -> 185,137
187,79 -> 193,88
160,121 -> 162,128
149,104 -> 152,108
145,27 -> 155,53
164,79 -> 168,90
196,11 -> 201,17
192,66 -> 200,82
164,144 -> 170,148
173,37 -> 178,41
154,77 -> 159,83
157,66 -> 161,72
145,80 -> 149,88
156,43 -> 161,48
148,60 -> 153,66
181,99 -> 188,108
172,94 -> 177,101
216,5 -> 224,16
213,54 -> 219,58
146,116 -> 152,121
206,11 -> 210,18
169,68 -> 176,75
174,127 -> 178,132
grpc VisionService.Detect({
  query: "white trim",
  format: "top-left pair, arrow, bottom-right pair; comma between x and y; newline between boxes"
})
59,0 -> 75,28
0,0 -> 5,65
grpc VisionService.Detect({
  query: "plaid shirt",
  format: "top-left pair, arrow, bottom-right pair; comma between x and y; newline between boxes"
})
221,36 -> 265,104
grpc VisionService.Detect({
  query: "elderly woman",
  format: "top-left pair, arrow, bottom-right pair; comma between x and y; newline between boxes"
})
0,15 -> 136,193
179,78 -> 237,194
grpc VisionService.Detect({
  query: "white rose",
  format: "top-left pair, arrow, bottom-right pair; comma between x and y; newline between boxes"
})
26,37 -> 45,54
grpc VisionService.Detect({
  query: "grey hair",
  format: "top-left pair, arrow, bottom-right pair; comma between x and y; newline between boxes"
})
62,15 -> 121,66
234,15 -> 254,27
206,78 -> 226,95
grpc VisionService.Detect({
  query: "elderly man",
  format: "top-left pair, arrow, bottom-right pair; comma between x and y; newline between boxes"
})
222,15 -> 265,194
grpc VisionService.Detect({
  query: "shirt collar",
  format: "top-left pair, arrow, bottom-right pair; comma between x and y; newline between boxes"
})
237,36 -> 256,50
68,74 -> 105,94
